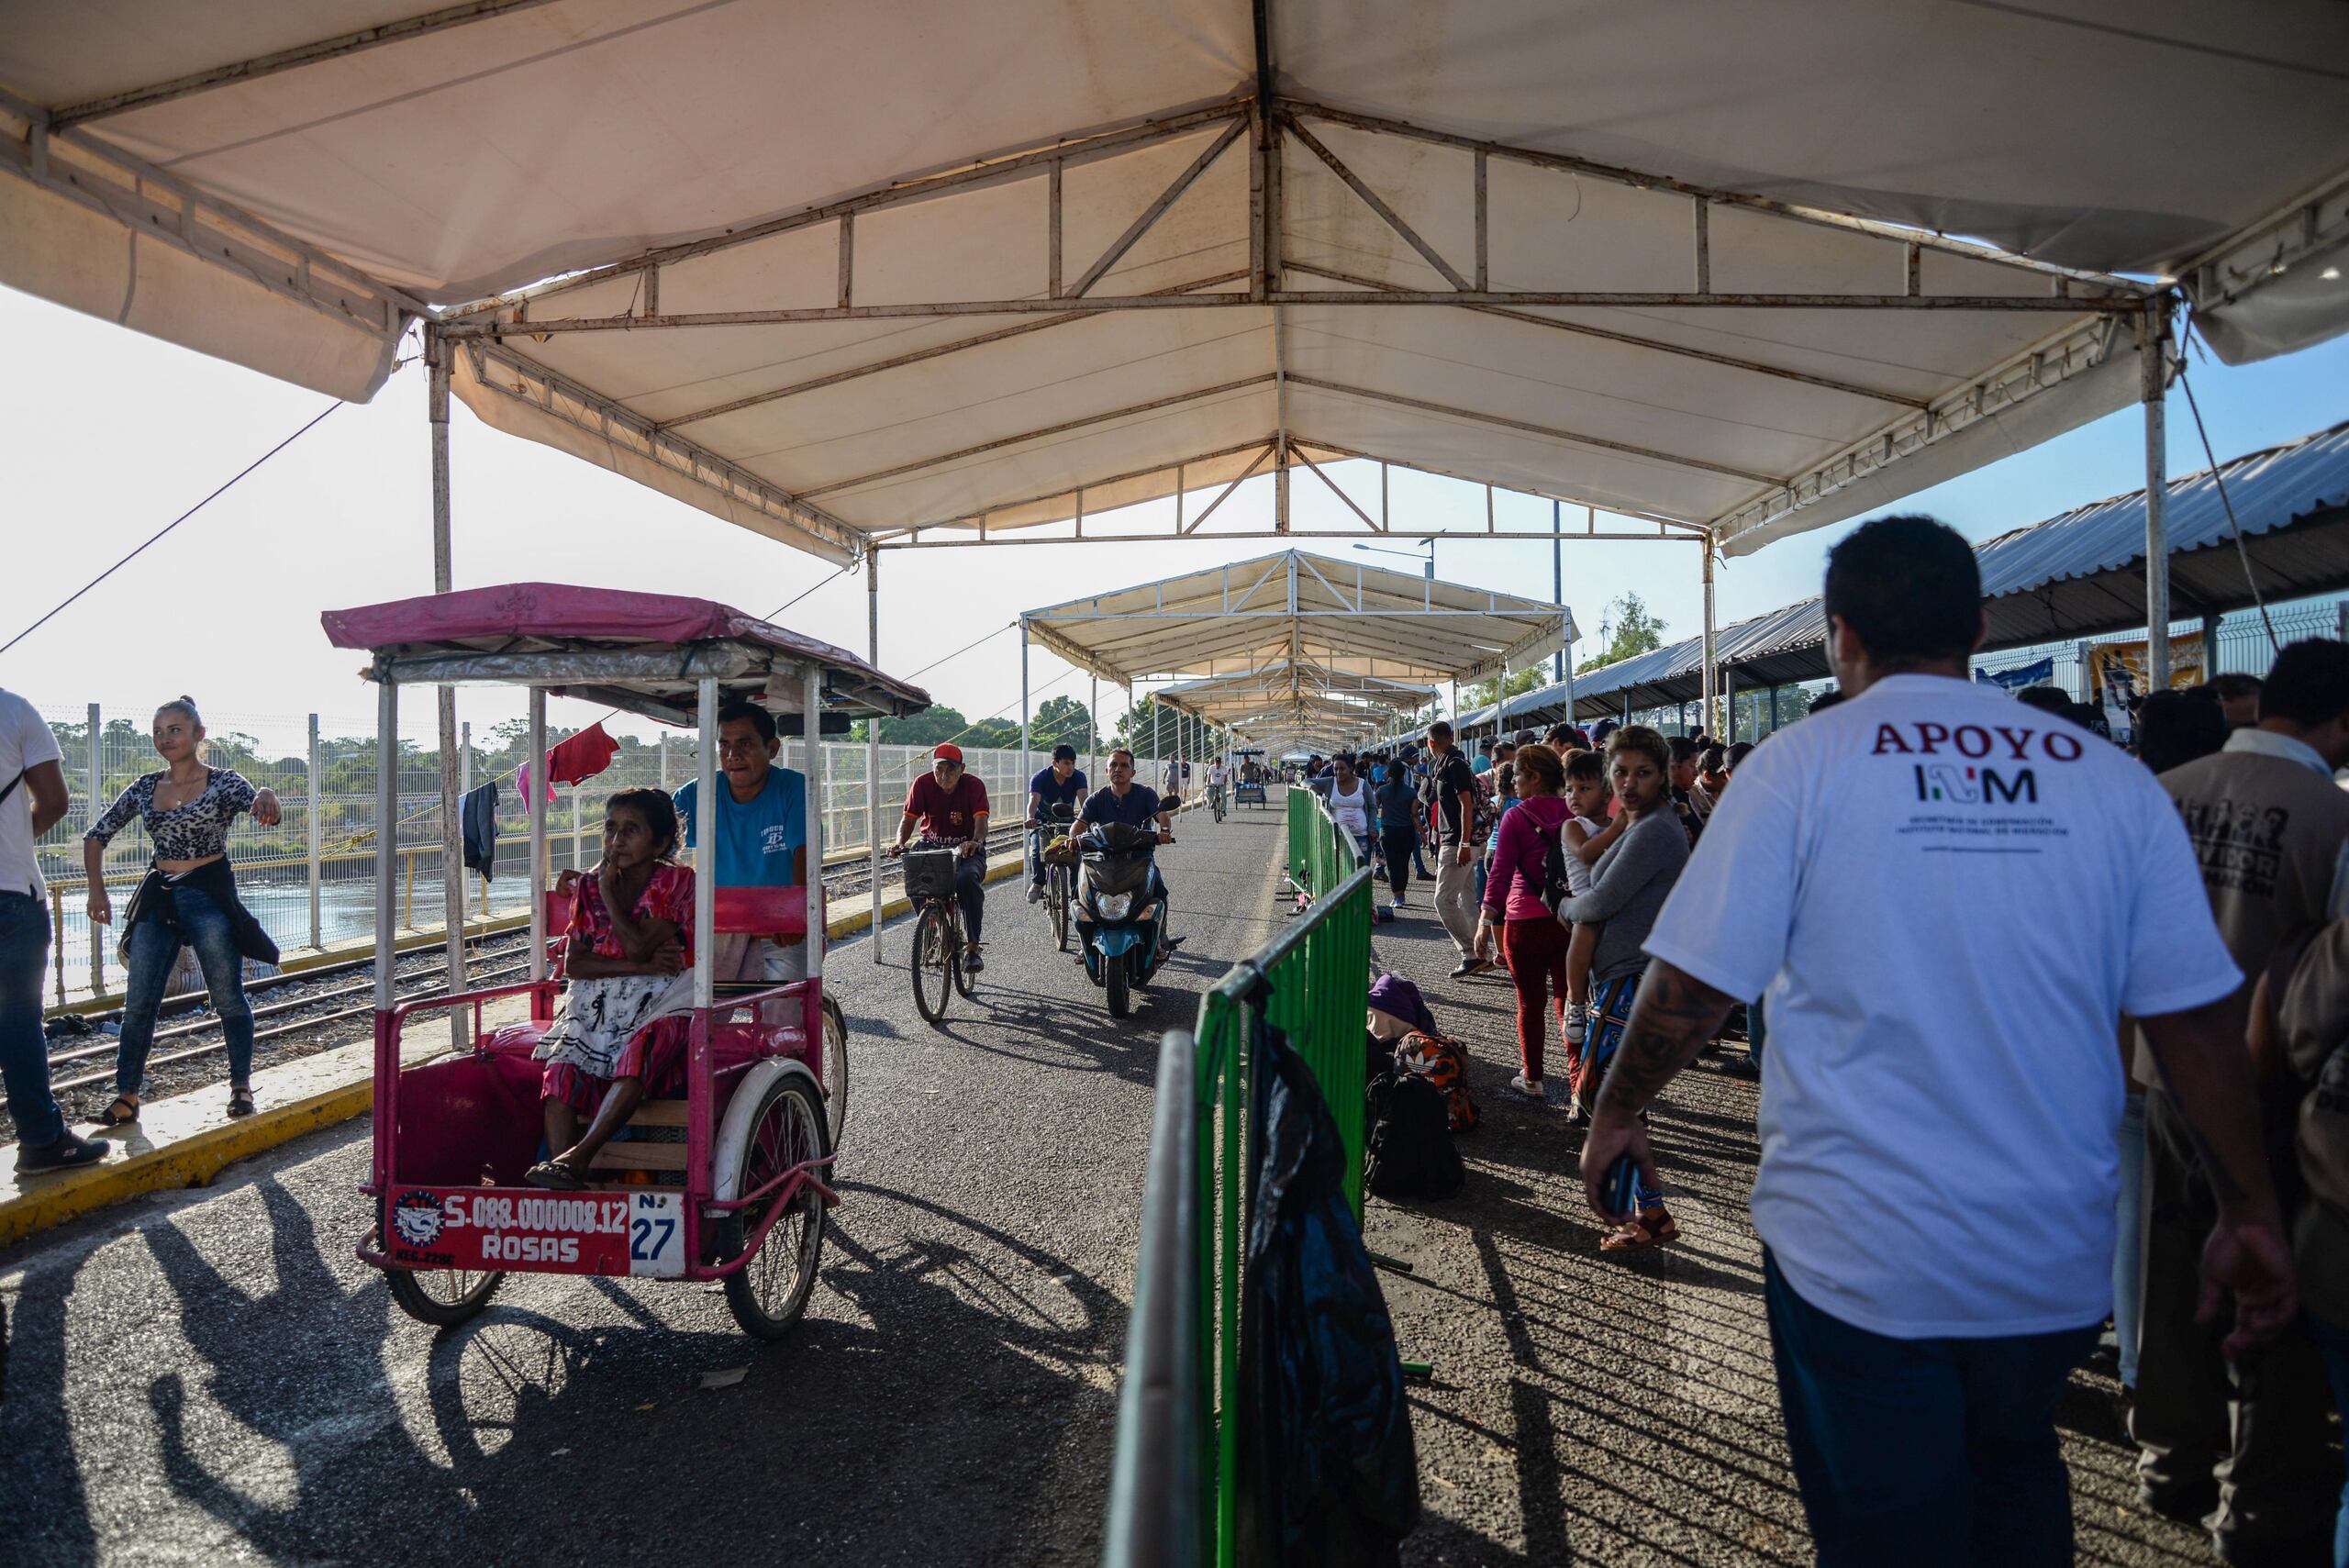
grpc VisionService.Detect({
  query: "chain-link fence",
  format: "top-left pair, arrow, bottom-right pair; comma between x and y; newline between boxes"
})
28,699 -> 1082,1008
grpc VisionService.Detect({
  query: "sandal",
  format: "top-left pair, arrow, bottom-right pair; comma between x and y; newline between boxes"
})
523,1159 -> 586,1191
1599,1218 -> 1658,1252
228,1087 -> 257,1118
1639,1207 -> 1680,1243
97,1095 -> 140,1128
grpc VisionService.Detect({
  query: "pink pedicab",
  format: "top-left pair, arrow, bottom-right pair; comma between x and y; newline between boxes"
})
323,584 -> 930,1339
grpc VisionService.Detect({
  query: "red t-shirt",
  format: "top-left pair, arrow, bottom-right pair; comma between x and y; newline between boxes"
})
905,772 -> 989,842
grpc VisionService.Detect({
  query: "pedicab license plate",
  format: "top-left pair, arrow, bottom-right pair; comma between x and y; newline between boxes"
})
386,1187 -> 687,1278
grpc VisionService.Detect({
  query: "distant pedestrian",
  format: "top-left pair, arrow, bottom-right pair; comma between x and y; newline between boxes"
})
84,696 -> 283,1123
1419,721 -> 1487,979
1373,752 -> 1419,906
1582,516 -> 2293,1565
1,688 -> 106,1173
1474,743 -> 1573,1102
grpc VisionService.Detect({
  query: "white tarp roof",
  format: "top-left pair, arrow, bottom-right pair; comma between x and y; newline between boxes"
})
1156,657 -> 1433,746
1021,550 -> 1567,695
6,2 -> 2346,564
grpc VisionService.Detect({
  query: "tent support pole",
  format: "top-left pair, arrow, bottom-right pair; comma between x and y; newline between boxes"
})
428,326 -> 468,1047
1700,542 -> 1718,739
2142,297 -> 2173,688
1090,673 -> 1099,783
868,550 -> 884,964
1553,501 -> 1564,685
1019,617 -> 1031,795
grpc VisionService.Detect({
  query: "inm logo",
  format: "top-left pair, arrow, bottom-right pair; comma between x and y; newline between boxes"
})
1915,763 -> 2037,804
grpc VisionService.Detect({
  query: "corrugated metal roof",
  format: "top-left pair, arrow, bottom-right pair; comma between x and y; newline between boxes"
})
1550,417 -> 2349,717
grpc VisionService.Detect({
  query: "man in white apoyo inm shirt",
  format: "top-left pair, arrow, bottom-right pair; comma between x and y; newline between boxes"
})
1575,517 -> 2297,1566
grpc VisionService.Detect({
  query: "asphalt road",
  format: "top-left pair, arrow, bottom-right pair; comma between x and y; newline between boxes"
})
0,807 -> 1291,1568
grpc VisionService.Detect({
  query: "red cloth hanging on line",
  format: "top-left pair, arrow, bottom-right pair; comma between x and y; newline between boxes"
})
519,721 -> 619,804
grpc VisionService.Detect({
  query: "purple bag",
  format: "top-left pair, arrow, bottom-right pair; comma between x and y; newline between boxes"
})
1368,972 -> 1436,1037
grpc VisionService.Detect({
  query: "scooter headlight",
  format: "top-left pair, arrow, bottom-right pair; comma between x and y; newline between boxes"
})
1094,891 -> 1133,920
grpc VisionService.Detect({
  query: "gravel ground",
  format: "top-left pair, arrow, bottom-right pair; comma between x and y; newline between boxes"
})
0,809 -> 1286,1567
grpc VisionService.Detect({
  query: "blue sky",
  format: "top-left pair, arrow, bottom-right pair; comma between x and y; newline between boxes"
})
5,284 -> 2345,749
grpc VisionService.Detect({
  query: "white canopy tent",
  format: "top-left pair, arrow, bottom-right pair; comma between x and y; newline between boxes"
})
1018,549 -> 1565,757
6,1 -> 2348,947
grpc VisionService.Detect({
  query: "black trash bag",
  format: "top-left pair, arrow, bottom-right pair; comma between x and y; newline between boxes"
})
1236,1021 -> 1419,1568
1364,1070 -> 1464,1200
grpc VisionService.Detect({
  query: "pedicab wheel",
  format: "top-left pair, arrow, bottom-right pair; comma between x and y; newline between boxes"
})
1105,954 -> 1132,1018
820,995 -> 849,1151
910,902 -> 953,1025
719,1073 -> 829,1340
381,1230 -> 505,1328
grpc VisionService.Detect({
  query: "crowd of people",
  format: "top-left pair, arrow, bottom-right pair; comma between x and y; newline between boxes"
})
1311,514 -> 2349,1566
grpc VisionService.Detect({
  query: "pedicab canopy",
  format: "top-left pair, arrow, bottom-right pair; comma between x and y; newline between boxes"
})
320,583 -> 931,728
7,3 -> 2347,568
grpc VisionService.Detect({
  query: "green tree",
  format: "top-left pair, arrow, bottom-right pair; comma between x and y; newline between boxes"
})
1030,695 -> 1096,751
1577,591 -> 1668,674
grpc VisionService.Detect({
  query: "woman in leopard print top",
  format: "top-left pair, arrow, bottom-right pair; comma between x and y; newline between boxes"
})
82,697 -> 282,1123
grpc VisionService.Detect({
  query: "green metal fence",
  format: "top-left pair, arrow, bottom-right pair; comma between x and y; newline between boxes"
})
1107,785 -> 1376,1568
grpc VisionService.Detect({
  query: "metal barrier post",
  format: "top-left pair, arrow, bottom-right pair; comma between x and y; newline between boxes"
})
50,885 -> 66,1006
86,701 -> 102,996
307,714 -> 322,951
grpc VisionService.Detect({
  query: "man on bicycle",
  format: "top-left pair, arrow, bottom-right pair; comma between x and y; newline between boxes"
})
1025,743 -> 1087,903
1077,750 -> 1183,949
892,743 -> 991,972
1206,756 -> 1230,815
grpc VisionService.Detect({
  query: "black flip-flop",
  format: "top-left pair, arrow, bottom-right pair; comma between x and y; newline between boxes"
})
523,1160 -> 586,1191
228,1088 -> 257,1118
96,1095 -> 139,1128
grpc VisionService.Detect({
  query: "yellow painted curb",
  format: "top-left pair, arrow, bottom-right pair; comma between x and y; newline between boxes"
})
0,1076 -> 375,1250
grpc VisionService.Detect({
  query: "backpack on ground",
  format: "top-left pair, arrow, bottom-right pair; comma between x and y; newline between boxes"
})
1364,1069 -> 1464,1198
1396,1030 -> 1477,1133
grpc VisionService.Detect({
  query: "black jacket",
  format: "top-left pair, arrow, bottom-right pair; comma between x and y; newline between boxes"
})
120,858 -> 279,967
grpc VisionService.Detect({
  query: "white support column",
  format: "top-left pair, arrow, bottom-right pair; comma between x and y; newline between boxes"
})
1700,544 -> 1719,738
803,660 -> 825,984
867,551 -> 884,964
1019,617 -> 1031,787
1090,673 -> 1099,783
373,677 -> 399,1013
527,688 -> 548,986
86,703 -> 101,995
1723,664 -> 1737,744
693,679 -> 718,1015
306,715 -> 322,951
428,328 -> 467,1042
1553,500 -> 1565,686
2142,299 -> 2173,688
658,731 -> 670,791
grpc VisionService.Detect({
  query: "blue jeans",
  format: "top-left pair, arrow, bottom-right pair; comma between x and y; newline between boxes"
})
117,885 -> 255,1095
953,852 -> 986,945
2112,1090 -> 2147,1390
2310,1312 -> 2349,1568
1764,1248 -> 2099,1567
1748,993 -> 1767,1069
0,891 -> 65,1148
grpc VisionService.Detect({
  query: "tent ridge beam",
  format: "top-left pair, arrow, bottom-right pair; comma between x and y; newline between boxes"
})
1279,97 -> 2156,298
443,97 -> 1253,320
655,267 -> 1252,429
1285,374 -> 1781,484
1282,114 -> 1470,291
1068,116 -> 1249,298
801,373 -> 1277,499
1278,259 -> 1931,409
48,0 -> 568,129
445,289 -> 2126,335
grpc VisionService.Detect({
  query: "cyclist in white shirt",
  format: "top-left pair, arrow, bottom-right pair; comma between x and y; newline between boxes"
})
1578,517 -> 2295,1566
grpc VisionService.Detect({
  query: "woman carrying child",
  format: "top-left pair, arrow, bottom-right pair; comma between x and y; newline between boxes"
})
1556,727 -> 1688,1253
84,696 -> 283,1122
1558,747 -> 1627,1111
525,788 -> 696,1191
1473,744 -> 1572,1103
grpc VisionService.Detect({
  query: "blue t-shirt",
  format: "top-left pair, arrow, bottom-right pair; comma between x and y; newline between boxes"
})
675,767 -> 807,887
1079,784 -> 1163,829
1029,765 -> 1089,814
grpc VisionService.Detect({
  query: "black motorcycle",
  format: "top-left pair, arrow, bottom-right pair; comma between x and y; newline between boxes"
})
1074,797 -> 1179,1018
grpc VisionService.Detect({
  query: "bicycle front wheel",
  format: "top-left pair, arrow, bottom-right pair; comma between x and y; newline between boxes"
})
1051,866 -> 1071,952
911,902 -> 953,1025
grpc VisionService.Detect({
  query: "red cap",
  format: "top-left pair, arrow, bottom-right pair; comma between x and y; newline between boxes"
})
932,743 -> 964,762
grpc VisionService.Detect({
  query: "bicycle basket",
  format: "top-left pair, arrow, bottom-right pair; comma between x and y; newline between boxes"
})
903,846 -> 962,902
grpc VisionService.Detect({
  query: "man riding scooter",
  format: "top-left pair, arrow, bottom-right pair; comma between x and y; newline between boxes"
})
1073,749 -> 1184,1012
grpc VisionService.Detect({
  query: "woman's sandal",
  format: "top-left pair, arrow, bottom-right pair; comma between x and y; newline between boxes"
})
1600,1208 -> 1681,1252
228,1087 -> 257,1118
523,1159 -> 586,1191
97,1095 -> 140,1127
